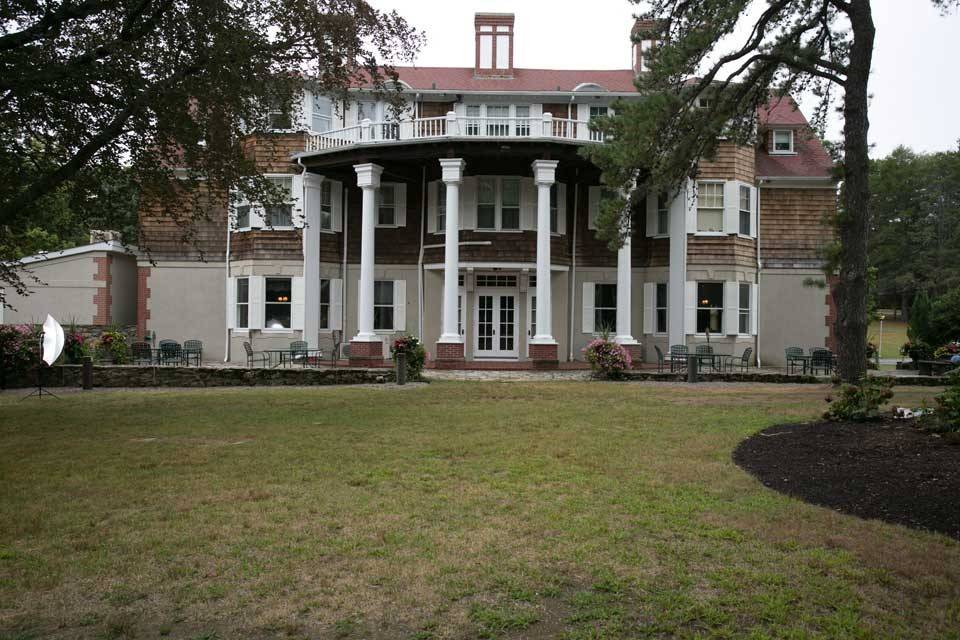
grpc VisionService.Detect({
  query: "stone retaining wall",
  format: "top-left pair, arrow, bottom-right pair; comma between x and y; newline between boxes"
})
622,371 -> 950,386
11,365 -> 394,389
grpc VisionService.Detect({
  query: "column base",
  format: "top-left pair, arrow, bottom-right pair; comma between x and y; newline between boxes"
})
621,343 -> 643,369
349,339 -> 383,365
434,341 -> 465,369
528,342 -> 559,369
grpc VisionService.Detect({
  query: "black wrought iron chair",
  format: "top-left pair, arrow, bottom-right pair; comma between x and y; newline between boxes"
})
785,347 -> 805,374
183,339 -> 203,366
243,341 -> 269,368
810,348 -> 833,375
132,341 -> 154,365
723,347 -> 753,373
669,344 -> 688,373
695,344 -> 716,371
289,340 -> 308,367
158,340 -> 182,366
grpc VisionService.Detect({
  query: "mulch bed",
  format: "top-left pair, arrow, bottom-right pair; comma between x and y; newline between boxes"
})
733,419 -> 960,540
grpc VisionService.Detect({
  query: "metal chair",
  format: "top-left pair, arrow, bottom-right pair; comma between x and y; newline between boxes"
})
723,347 -> 753,373
183,339 -> 203,366
810,348 -> 833,375
132,341 -> 154,365
289,340 -> 308,367
158,340 -> 182,366
243,341 -> 269,368
669,344 -> 688,373
785,347 -> 805,374
695,344 -> 715,371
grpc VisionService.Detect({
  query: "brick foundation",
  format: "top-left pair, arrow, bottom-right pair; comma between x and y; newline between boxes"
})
93,255 -> 113,325
434,341 -> 465,368
622,343 -> 643,369
137,266 -> 151,340
349,339 -> 383,365
528,342 -> 559,369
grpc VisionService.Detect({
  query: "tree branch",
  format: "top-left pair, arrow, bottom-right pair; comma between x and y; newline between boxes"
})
0,0 -> 110,51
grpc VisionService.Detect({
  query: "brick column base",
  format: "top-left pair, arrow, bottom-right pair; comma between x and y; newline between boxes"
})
434,341 -> 465,369
529,342 -> 559,369
349,339 -> 383,366
622,343 -> 643,369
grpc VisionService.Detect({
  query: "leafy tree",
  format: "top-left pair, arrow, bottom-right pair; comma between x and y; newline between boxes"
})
585,0 -> 958,383
908,290 -> 934,345
1,0 -> 422,304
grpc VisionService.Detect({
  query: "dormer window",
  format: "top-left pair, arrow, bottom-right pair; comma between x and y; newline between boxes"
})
475,13 -> 514,77
772,129 -> 794,154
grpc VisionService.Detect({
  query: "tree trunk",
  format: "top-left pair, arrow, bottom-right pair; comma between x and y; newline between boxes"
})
834,0 -> 876,382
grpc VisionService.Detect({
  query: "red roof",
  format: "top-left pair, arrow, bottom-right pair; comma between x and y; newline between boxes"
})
388,66 -> 640,93
758,95 -> 809,127
756,95 -> 835,179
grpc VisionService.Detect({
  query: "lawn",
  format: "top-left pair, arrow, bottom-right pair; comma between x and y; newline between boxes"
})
1,382 -> 958,639
868,318 -> 908,360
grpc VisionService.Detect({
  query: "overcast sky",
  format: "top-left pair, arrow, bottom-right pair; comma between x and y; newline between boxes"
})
373,0 -> 960,158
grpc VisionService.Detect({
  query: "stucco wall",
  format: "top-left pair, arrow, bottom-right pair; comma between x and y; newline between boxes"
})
145,262 -> 226,361
759,269 -> 829,366
3,254 -> 99,325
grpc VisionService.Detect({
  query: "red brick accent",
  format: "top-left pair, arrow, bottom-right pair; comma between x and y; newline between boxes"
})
349,340 -> 383,365
137,267 -> 151,339
92,255 -> 113,325
435,341 -> 465,360
825,275 -> 839,352
622,343 -> 643,369
528,342 -> 559,369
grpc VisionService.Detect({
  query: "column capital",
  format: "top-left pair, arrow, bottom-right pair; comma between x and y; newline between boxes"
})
531,159 -> 559,186
439,158 -> 466,184
353,162 -> 383,189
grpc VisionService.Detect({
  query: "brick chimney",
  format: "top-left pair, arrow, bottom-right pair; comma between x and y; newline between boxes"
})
632,18 -> 659,75
474,13 -> 515,78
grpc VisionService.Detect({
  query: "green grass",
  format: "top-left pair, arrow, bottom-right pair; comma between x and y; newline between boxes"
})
869,318 -> 909,360
1,382 -> 957,639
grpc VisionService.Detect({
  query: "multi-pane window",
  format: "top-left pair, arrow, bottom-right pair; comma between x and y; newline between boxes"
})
311,95 -> 332,133
265,176 -> 294,227
773,129 -> 794,153
477,178 -> 496,229
696,282 -> 723,334
265,277 -> 292,329
500,178 -> 520,230
437,183 -> 447,232
589,105 -> 608,141
373,281 -> 394,330
476,274 -> 517,287
739,185 -> 752,236
655,283 -> 668,334
466,104 -> 482,135
594,284 -> 617,333
319,279 -> 331,330
696,182 -> 724,232
657,192 -> 670,235
476,177 -> 520,231
267,101 -> 292,130
739,283 -> 751,334
515,105 -> 530,136
550,183 -> 559,233
235,278 -> 249,329
378,184 -> 396,226
357,101 -> 377,122
319,181 -> 333,230
486,104 -> 509,135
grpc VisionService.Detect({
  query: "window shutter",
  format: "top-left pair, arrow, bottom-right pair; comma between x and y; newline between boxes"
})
427,181 -> 438,233
330,180 -> 343,232
750,186 -> 758,238
329,279 -> 343,331
685,181 -> 697,235
642,282 -> 655,334
582,282 -> 595,334
227,277 -> 237,329
520,177 -> 536,230
645,192 -> 658,237
750,282 -> 759,335
292,174 -> 305,228
291,276 -> 305,330
393,279 -> 406,331
249,276 -> 264,330
461,177 -> 477,230
588,186 -> 601,230
556,183 -> 567,234
722,181 -> 739,235
684,282 -> 696,335
723,281 -> 739,335
394,183 -> 407,227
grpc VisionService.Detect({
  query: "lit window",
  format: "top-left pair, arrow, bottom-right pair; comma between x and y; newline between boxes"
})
739,283 -> 751,334
657,193 -> 669,235
696,182 -> 724,233
772,129 -> 794,153
739,185 -> 752,236
373,281 -> 394,330
655,283 -> 667,334
594,284 -> 617,333
265,278 -> 292,329
378,184 -> 396,226
696,282 -> 723,334
236,278 -> 249,329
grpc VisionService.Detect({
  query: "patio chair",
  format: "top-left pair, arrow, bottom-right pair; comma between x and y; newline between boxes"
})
289,340 -> 308,367
158,340 -> 182,366
785,347 -> 805,374
183,339 -> 203,366
669,344 -> 688,373
695,344 -> 716,371
723,347 -> 753,373
243,341 -> 269,368
132,341 -> 154,365
810,348 -> 833,376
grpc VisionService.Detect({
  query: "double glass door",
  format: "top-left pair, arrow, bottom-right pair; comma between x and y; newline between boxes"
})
474,289 -> 518,358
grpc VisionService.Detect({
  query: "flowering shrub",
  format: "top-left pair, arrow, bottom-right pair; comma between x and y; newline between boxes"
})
583,337 -> 632,379
933,341 -> 959,360
97,329 -> 130,364
901,340 -> 933,363
824,377 -> 894,422
64,332 -> 87,363
0,324 -> 40,387
390,335 -> 426,379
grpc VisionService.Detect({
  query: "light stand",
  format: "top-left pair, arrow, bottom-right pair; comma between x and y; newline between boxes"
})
21,331 -> 59,400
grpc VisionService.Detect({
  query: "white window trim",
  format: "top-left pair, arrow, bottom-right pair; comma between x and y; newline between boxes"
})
475,176 -> 522,232
263,276 -> 294,331
695,180 -> 725,235
771,129 -> 796,155
233,174 -> 301,232
737,281 -> 752,336
464,104 -> 534,136
235,277 -> 250,330
308,91 -> 334,134
737,184 -> 753,239
377,182 -> 398,228
694,281 -> 724,336
593,283 -> 618,335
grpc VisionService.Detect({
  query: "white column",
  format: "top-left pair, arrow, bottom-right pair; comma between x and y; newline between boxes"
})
353,162 -> 383,342
531,159 -> 558,344
668,181 -> 690,347
439,158 -> 465,343
615,225 -> 637,345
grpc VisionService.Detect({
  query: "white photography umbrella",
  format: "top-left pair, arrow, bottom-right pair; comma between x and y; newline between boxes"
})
41,314 -> 65,366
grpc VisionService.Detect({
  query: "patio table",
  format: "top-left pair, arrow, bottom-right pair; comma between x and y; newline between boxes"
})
263,348 -> 324,368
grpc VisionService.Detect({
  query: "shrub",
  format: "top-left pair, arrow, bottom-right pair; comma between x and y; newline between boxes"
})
824,377 -> 895,422
901,340 -> 933,363
63,331 -> 88,363
583,334 -> 632,379
933,341 -> 959,360
0,324 -> 40,387
929,287 -> 960,347
98,329 -> 130,364
390,335 -> 426,379
925,371 -> 960,433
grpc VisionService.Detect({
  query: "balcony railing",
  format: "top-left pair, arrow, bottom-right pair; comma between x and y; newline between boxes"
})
305,112 -> 605,153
